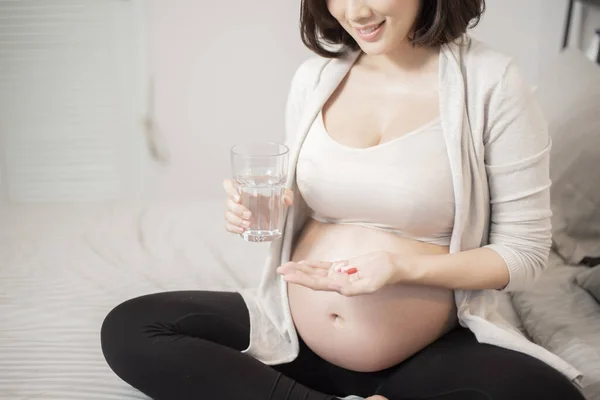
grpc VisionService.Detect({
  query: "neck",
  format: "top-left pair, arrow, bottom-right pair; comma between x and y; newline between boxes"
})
359,40 -> 439,75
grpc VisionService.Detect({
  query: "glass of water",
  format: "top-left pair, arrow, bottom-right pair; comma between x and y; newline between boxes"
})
231,142 -> 289,243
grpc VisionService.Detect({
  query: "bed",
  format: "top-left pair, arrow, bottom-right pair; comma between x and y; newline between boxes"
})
0,201 -> 269,399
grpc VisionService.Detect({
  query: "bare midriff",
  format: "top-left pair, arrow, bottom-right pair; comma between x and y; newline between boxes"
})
288,218 -> 458,372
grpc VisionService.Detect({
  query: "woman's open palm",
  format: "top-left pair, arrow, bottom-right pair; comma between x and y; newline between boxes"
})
276,251 -> 398,297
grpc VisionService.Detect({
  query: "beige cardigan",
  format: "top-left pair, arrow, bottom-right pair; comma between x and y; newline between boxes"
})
238,36 -> 582,384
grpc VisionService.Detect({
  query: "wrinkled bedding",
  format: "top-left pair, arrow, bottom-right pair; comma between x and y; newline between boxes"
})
0,201 -> 269,400
512,252 -> 600,400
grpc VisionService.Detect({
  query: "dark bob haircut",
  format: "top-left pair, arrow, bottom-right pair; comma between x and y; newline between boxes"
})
300,0 -> 486,58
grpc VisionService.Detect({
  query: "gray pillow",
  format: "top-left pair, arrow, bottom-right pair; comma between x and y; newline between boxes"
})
511,252 -> 600,398
536,48 -> 600,265
576,266 -> 600,304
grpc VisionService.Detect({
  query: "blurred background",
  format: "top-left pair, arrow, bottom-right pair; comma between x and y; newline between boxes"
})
0,0 -> 599,205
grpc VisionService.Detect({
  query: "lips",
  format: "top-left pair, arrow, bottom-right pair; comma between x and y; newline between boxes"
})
354,21 -> 385,42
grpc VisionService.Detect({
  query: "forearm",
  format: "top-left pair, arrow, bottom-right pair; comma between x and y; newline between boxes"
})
396,248 -> 511,291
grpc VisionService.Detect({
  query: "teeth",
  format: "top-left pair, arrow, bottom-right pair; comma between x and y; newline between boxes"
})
358,23 -> 382,35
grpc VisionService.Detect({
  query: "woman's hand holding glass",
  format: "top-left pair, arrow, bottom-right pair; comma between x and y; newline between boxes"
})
222,179 -> 293,235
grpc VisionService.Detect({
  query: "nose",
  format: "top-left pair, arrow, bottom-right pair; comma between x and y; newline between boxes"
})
345,0 -> 373,23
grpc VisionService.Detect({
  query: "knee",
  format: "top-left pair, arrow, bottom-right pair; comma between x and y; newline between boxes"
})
100,296 -> 151,376
101,297 -> 139,346
101,300 -> 126,342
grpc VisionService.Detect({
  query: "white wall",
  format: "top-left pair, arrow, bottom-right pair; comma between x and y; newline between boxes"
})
149,0 -> 599,202
471,0 -> 567,83
149,0 -> 311,201
472,0 -> 600,83
0,0 -> 151,204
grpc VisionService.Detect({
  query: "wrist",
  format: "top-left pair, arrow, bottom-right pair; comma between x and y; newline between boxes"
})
390,252 -> 428,285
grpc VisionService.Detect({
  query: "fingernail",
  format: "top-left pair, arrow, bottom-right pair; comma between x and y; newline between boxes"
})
234,195 -> 240,202
242,220 -> 250,227
243,211 -> 251,219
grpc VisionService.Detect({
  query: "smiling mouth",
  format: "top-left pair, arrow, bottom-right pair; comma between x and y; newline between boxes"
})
354,21 -> 385,41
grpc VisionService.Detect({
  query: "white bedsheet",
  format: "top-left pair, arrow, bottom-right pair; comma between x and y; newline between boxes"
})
0,201 -> 270,400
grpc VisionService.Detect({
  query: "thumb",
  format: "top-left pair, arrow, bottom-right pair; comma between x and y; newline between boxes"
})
283,189 -> 294,206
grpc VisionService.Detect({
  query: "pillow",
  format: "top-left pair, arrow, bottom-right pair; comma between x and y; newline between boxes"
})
576,266 -> 600,304
535,48 -> 600,265
511,252 -> 600,397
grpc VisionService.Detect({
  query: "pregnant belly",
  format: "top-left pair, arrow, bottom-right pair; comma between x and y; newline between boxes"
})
288,219 -> 458,372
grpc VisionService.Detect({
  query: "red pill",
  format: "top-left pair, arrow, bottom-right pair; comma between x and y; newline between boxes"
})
346,267 -> 358,275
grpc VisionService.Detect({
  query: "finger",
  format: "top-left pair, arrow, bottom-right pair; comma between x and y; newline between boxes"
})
225,223 -> 245,234
332,260 -> 350,272
283,271 -> 332,291
277,261 -> 305,273
225,210 -> 251,229
283,189 -> 294,206
291,262 -> 330,277
276,262 -> 329,277
227,198 -> 251,220
297,260 -> 334,270
223,179 -> 241,203
276,262 -> 298,274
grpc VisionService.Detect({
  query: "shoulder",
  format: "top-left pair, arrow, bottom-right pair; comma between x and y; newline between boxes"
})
463,36 -> 513,72
450,36 -> 526,92
289,50 -> 359,92
284,56 -> 331,129
290,55 -> 331,93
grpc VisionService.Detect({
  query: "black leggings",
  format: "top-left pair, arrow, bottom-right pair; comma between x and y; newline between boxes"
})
101,291 -> 584,400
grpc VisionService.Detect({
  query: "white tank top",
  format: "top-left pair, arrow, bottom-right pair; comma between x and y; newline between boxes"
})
296,111 -> 455,246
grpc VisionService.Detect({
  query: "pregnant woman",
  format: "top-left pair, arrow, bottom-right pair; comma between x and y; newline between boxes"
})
101,1 -> 585,399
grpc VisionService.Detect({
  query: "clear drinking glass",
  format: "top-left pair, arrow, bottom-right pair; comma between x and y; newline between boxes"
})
231,142 -> 289,242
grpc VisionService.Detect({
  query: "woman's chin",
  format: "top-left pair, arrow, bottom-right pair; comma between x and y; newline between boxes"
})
356,41 -> 394,57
